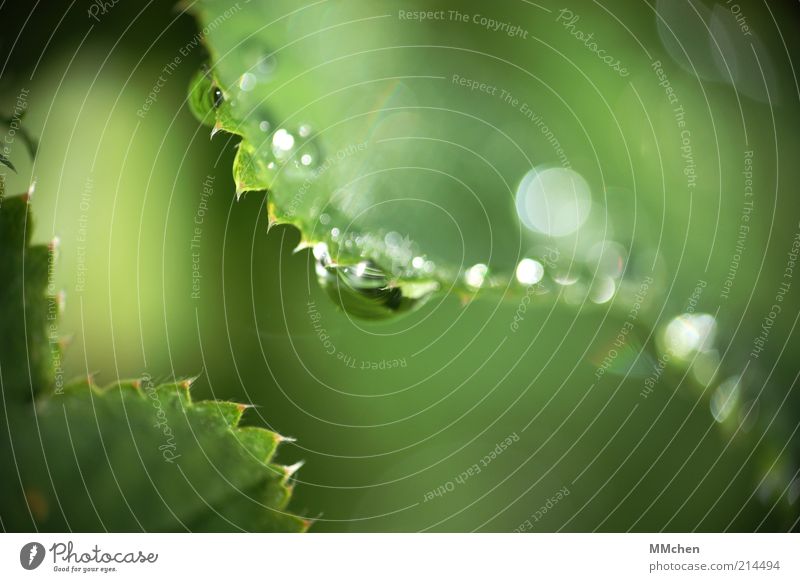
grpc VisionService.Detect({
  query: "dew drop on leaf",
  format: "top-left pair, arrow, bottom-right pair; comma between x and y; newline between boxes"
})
212,86 -> 224,108
515,259 -> 544,286
465,264 -> 489,289
315,253 -> 437,321
271,128 -> 296,160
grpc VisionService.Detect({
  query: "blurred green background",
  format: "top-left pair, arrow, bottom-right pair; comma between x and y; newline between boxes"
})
1,0 -> 799,531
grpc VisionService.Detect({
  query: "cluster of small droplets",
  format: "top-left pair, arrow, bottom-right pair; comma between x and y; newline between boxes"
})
461,240 -> 624,297
267,124 -> 320,171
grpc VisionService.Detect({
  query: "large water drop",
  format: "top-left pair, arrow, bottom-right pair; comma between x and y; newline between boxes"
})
315,255 -> 438,321
663,313 -> 716,360
516,167 -> 592,237
515,258 -> 544,286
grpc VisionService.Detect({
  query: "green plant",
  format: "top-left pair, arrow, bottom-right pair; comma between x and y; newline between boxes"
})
0,182 -> 308,532
186,0 -> 648,320
186,0 -> 799,529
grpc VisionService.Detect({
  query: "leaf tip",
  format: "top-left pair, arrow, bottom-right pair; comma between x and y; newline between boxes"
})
293,240 -> 313,254
236,402 -> 258,415
284,460 -> 304,477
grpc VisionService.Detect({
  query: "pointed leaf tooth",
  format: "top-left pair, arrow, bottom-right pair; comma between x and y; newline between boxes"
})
0,185 -> 308,531
261,465 -> 294,508
154,381 -> 193,406
10,379 -> 307,531
284,460 -> 304,477
60,377 -> 93,395
293,240 -> 313,254
265,211 -> 279,233
236,402 -> 257,414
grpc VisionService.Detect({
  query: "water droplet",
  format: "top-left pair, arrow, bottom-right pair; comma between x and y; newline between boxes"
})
272,128 -> 296,160
212,86 -> 224,108
312,242 -> 330,264
239,72 -> 257,91
238,39 -> 278,81
259,120 -> 271,132
710,375 -> 741,423
465,264 -> 488,289
663,313 -> 716,360
257,53 -> 277,76
553,272 -> 579,286
384,231 -> 403,248
516,167 -> 592,237
354,261 -> 372,278
412,256 -> 425,270
331,227 -> 340,239
316,258 -> 437,320
515,258 -> 544,285
293,129 -> 321,170
319,213 -> 331,225
590,276 -> 616,304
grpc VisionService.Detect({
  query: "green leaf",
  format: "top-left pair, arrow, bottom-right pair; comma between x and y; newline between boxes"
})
187,0 -> 654,319
185,4 -> 799,521
0,190 -> 308,532
0,378 -> 307,532
0,192 -> 59,400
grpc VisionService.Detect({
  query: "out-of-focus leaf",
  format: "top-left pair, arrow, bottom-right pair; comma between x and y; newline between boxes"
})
0,193 -> 57,400
1,379 -> 307,532
0,191 -> 307,532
